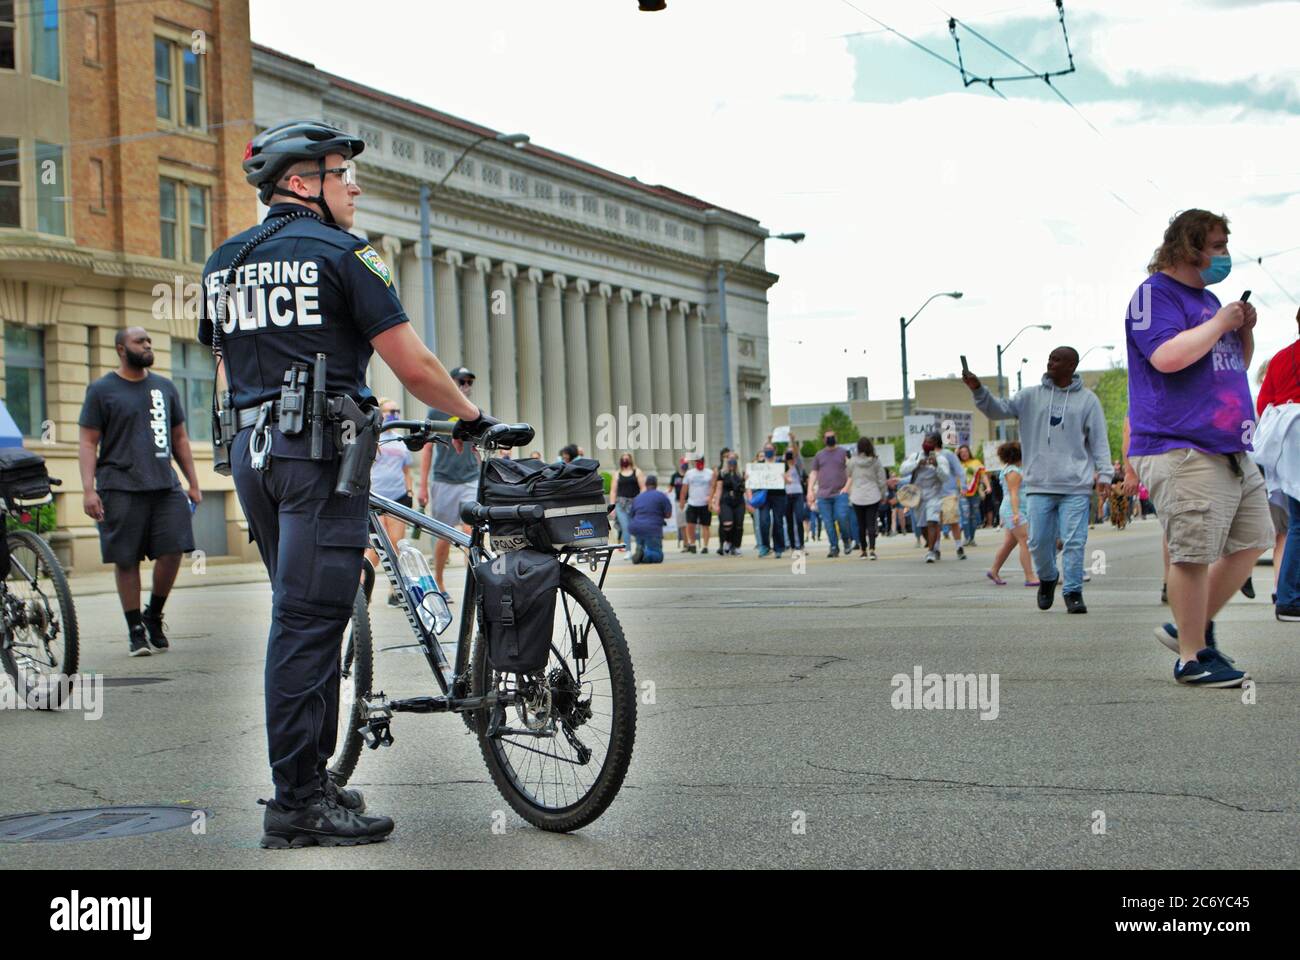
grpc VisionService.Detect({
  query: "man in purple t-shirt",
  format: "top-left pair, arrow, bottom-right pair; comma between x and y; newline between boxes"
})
1126,208 -> 1272,688
806,431 -> 855,558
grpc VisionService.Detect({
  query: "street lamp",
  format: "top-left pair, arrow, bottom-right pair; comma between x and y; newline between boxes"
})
717,231 -> 805,449
420,132 -> 530,353
899,291 -> 963,417
1017,357 -> 1029,393
995,323 -> 1052,440
1079,344 -> 1117,366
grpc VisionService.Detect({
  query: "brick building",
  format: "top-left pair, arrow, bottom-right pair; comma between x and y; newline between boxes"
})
0,0 -> 254,570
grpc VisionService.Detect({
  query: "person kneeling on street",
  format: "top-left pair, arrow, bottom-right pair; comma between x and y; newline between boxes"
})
627,475 -> 673,563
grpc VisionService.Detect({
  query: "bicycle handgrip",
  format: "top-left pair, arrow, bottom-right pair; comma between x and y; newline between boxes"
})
460,503 -> 546,525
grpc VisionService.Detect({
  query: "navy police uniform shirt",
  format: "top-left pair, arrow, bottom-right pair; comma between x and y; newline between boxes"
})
198,203 -> 408,410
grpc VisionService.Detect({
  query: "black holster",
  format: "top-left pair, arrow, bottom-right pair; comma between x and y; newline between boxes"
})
329,395 -> 381,497
212,390 -> 237,477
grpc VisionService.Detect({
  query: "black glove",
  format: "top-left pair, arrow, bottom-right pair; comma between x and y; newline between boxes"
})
452,408 -> 500,442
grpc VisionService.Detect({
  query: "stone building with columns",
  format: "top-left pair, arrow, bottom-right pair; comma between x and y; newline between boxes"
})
253,44 -> 781,476
2,19 -> 782,571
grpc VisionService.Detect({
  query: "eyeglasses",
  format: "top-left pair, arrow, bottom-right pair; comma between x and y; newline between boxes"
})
287,160 -> 358,187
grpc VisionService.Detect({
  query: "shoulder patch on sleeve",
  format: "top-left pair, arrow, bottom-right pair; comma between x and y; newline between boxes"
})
354,245 -> 393,286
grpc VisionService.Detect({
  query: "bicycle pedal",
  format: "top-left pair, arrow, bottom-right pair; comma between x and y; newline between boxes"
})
358,693 -> 394,750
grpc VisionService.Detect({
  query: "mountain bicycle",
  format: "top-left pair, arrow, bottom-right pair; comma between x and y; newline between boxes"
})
1,479 -> 79,709
331,420 -> 635,833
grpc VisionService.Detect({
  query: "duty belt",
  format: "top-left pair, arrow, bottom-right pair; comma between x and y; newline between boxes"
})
236,403 -> 289,430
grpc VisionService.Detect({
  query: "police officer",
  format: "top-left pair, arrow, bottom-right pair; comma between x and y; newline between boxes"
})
200,120 -> 498,848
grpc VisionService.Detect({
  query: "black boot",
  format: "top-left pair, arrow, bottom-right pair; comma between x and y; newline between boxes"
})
260,796 -> 393,849
1037,578 -> 1059,611
325,774 -> 366,813
1063,591 -> 1087,614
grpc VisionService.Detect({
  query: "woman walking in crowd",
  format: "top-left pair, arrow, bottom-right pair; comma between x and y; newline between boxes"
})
783,448 -> 806,552
755,443 -> 788,558
986,441 -> 1039,587
366,398 -> 415,606
848,438 -> 887,560
956,444 -> 988,547
712,451 -> 748,556
611,451 -> 645,557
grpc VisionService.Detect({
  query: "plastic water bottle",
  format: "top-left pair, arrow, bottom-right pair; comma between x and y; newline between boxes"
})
396,540 -> 445,632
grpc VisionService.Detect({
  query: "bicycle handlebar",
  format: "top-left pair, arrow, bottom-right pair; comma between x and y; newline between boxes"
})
460,502 -> 545,525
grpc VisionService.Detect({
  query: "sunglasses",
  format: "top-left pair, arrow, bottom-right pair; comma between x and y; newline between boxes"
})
456,379 -> 474,387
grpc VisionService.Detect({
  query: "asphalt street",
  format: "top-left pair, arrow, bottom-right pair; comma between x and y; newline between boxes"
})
1,519 -> 1296,869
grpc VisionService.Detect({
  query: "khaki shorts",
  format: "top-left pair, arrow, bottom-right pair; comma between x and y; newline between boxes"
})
1131,448 -> 1273,565
940,494 -> 960,526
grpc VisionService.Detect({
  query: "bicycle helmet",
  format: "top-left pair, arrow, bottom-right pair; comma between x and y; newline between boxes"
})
243,120 -> 366,222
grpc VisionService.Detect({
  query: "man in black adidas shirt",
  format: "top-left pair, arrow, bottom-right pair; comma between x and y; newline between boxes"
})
199,120 -> 498,849
79,328 -> 200,657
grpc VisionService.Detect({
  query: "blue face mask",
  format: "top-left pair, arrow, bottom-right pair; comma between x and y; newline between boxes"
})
384,413 -> 398,423
1199,254 -> 1232,285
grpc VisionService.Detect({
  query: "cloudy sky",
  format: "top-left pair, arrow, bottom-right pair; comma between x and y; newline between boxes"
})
250,0 -> 1300,405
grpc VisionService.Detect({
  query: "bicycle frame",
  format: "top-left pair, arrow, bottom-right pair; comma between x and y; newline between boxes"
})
365,492 -> 483,698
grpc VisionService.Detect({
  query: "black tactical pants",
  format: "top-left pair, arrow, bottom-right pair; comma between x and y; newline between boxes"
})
231,428 -> 370,808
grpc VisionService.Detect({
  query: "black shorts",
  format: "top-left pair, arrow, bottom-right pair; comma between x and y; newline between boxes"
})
98,488 -> 196,566
686,505 -> 712,526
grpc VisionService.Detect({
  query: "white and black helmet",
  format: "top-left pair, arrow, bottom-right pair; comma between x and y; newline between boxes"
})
243,120 -> 365,214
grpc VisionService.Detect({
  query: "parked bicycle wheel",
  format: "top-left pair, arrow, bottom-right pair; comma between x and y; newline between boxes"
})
470,562 -> 636,832
1,530 -> 78,709
329,584 -> 373,785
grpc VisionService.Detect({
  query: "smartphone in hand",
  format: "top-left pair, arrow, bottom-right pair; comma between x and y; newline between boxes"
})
960,355 -> 971,376
1240,290 -> 1251,303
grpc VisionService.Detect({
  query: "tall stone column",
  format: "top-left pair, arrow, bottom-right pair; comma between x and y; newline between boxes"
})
688,304 -> 709,459
462,255 -> 492,406
564,279 -> 593,456
540,273 -> 569,456
514,267 -> 545,456
649,296 -> 674,472
434,249 -> 463,367
629,293 -> 653,450
669,299 -> 690,417
398,243 -> 427,418
489,262 -> 519,426
586,283 -> 614,466
608,288 -> 634,431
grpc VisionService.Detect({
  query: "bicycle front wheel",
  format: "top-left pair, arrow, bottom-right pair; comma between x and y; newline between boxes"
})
329,584 -> 373,785
470,562 -> 636,833
2,530 -> 79,709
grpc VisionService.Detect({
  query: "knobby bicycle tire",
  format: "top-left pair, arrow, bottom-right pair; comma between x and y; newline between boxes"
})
470,562 -> 636,833
329,585 -> 373,784
2,530 -> 79,709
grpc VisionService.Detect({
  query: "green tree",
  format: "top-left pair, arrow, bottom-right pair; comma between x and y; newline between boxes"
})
800,439 -> 819,459
1093,367 -> 1128,459
818,406 -> 859,448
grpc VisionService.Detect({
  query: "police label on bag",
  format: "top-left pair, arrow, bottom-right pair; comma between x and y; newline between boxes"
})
354,245 -> 392,286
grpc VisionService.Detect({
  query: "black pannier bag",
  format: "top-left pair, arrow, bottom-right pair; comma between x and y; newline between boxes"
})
481,456 -> 610,553
0,448 -> 53,502
475,549 -> 562,673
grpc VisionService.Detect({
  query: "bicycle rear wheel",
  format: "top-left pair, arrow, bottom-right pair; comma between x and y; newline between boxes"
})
329,585 -> 373,785
2,530 -> 78,709
470,562 -> 636,832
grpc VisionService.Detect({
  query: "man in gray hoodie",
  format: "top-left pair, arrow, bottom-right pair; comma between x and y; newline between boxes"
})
963,346 -> 1113,614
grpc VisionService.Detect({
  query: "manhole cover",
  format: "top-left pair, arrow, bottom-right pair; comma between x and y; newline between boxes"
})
0,806 -> 204,843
